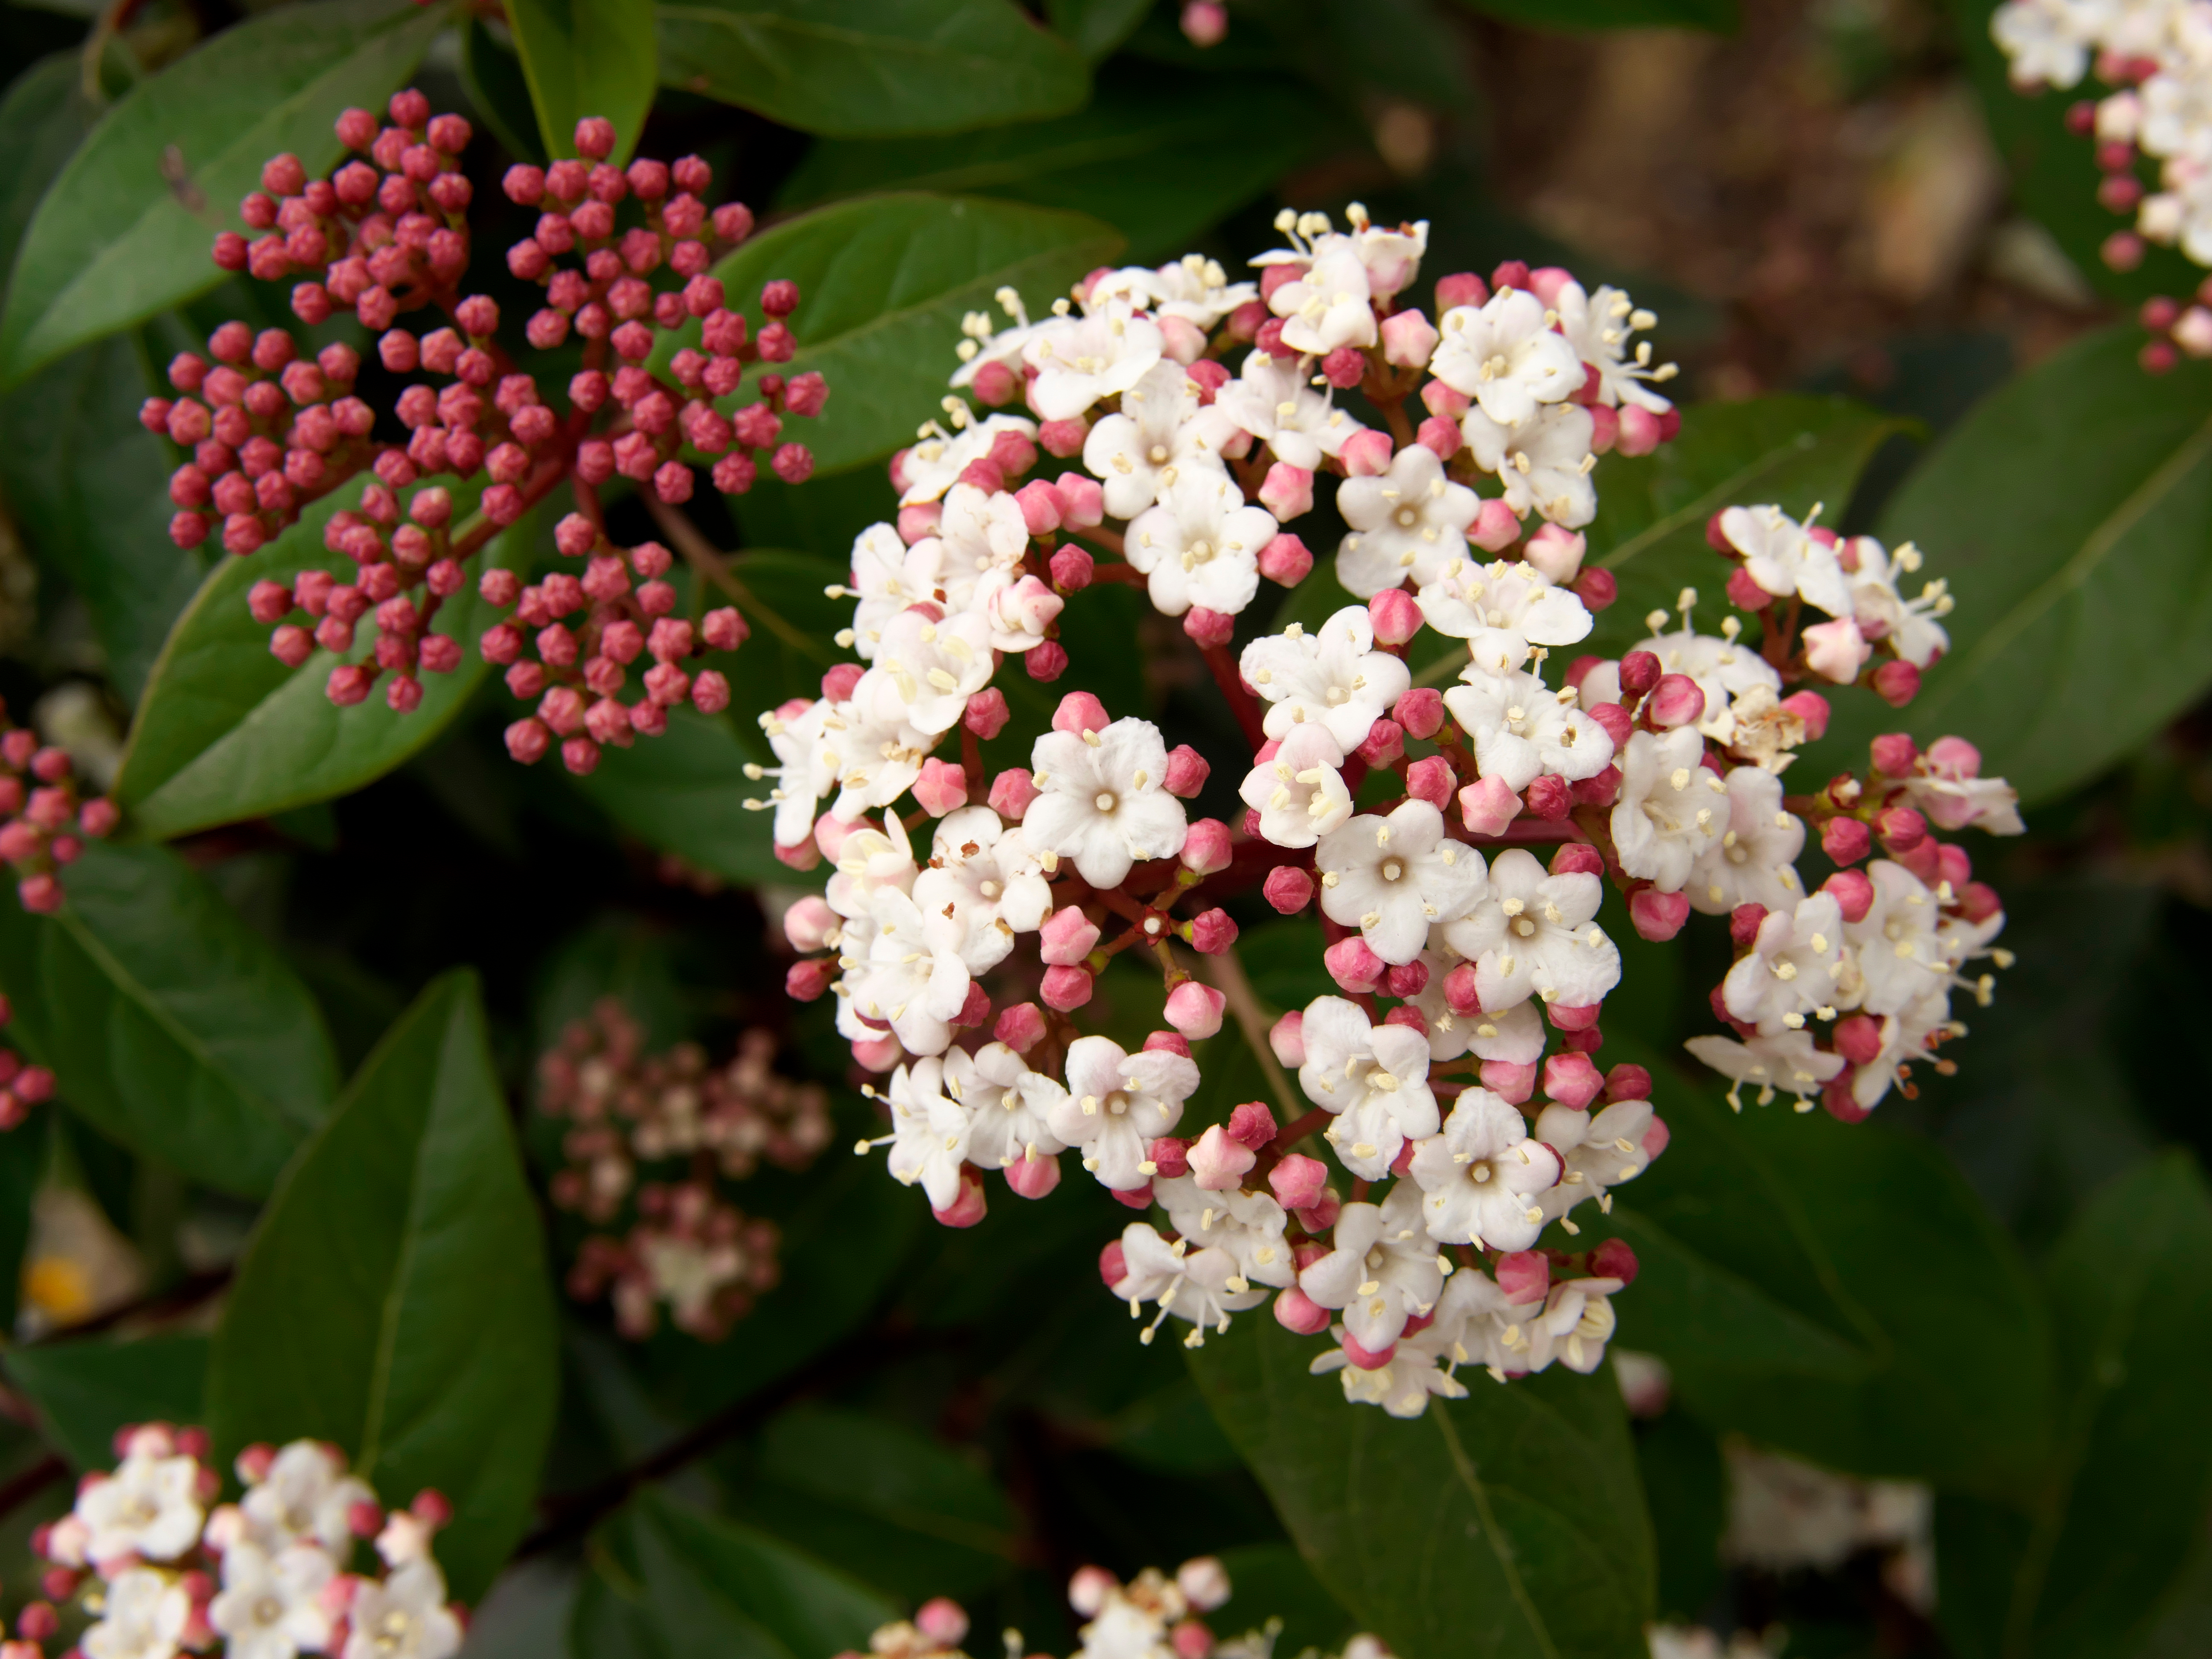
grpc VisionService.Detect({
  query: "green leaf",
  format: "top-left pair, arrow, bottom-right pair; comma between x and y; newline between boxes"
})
0,53 -> 99,289
1450,0 -> 1736,29
114,491 -> 537,839
1186,1313 -> 1654,1659
1584,395 -> 1912,660
506,0 -> 657,166
0,842 -> 337,1196
777,65 -> 1335,264
1042,0 -> 1153,60
458,18 -> 547,166
565,706 -> 782,885
6,1334 -> 209,1469
654,0 -> 1089,139
0,331 -> 207,703
1932,1154 -> 2212,1659
573,1487 -> 899,1657
1609,1068 -> 2055,1491
0,0 -> 449,385
1838,324 -> 2212,806
685,193 -> 1121,475
206,971 -> 559,1601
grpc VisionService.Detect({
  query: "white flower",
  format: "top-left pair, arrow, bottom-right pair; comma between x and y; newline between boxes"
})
1430,288 -> 1583,427
343,1560 -> 462,1659
1314,1323 -> 1470,1417
1125,467 -> 1276,617
1583,628 -> 1782,751
821,696 -> 933,822
1052,1036 -> 1199,1189
1025,306 -> 1166,422
1525,1276 -> 1623,1375
1081,361 -> 1236,519
1991,0 -> 2101,86
1214,349 -> 1365,469
751,698 -> 835,849
912,483 -> 1030,615
1093,254 -> 1256,327
1027,716 -> 1189,887
1298,1182 -> 1444,1351
1295,996 -> 1439,1179
860,609 -> 995,737
1408,964 -> 1548,1062
1534,1097 -> 1656,1221
239,1441 -> 376,1555
1155,1176 -> 1297,1289
1335,444 -> 1484,595
76,1446 -> 205,1564
1842,536 -> 1952,668
1416,556 -> 1593,646
1461,402 -> 1598,527
1723,892 -> 1847,1035
1611,728 -> 1729,892
1109,1222 -> 1266,1347
1844,860 -> 1950,1017
846,887 -> 970,1057
1686,767 -> 1807,916
1437,847 -> 1622,1011
1239,722 -> 1355,848
1443,664 -> 1615,791
1551,280 -> 1673,412
1240,605 -> 1412,752
912,806 -> 1050,972
825,811 -> 917,927
1717,506 -> 1851,618
1422,1265 -> 1545,1379
1266,239 -> 1377,355
1409,1088 -> 1562,1249
1897,748 -> 2025,837
845,522 -> 935,660
82,1568 -> 190,1659
974,568 -> 1064,653
1684,1029 -> 1845,1109
963,1042 -> 1070,1172
885,1055 -> 976,1209
899,413 -> 1037,505
1345,212 -> 1429,300
1842,992 -> 1958,1113
1316,799 -> 1488,964
210,1543 -> 335,1659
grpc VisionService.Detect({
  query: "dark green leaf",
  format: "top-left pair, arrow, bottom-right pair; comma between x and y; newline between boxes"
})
565,707 -> 781,885
6,1334 -> 208,1468
655,0 -> 1090,139
1187,1313 -> 1653,1659
0,53 -> 99,288
0,0 -> 449,384
573,1487 -> 899,1658
113,491 -> 537,839
506,0 -> 657,165
1933,1155 -> 2212,1659
1451,0 -> 1736,30
206,971 -> 559,1601
777,66 -> 1335,263
1609,1067 -> 2055,1492
1837,325 -> 2212,806
1211,1541 -> 1358,1657
1636,1410 -> 1726,1622
0,331 -> 207,702
683,194 -> 1121,475
458,18 -> 547,166
0,842 -> 337,1196
1042,0 -> 1153,60
1585,395 -> 1912,660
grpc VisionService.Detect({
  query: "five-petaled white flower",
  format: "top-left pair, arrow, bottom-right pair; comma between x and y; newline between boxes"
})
1551,280 -> 1674,412
846,887 -> 970,1057
897,414 -> 1037,505
1081,361 -> 1236,519
1297,1182 -> 1444,1352
1109,1222 -> 1267,1345
1155,1176 -> 1297,1290
1843,535 -> 1953,668
1684,1029 -> 1845,1109
1214,350 -> 1366,469
1051,1037 -> 1199,1190
1444,664 -> 1614,792
1410,1088 -> 1562,1250
1534,1097 -> 1659,1222
1430,288 -> 1584,427
1240,605 -> 1412,752
1844,860 -> 1951,1017
1025,307 -> 1166,422
912,806 -> 1051,972
1611,728 -> 1729,893
76,1446 -> 206,1565
1026,716 -> 1189,888
1238,723 -> 1355,848
210,1542 -> 336,1659
1336,444 -> 1484,595
1685,766 -> 1807,916
83,1567 -> 191,1659
239,1441 -> 375,1554
963,1042 -> 1070,1173
1266,240 -> 1378,355
1437,847 -> 1622,1012
1722,892 -> 1847,1035
1316,800 -> 1487,965
1296,997 -> 1440,1179
342,1560 -> 463,1659
884,1055 -> 977,1210
861,608 -> 995,737
1416,557 -> 1593,646
1125,467 -> 1276,617
1717,505 -> 1851,617
1461,402 -> 1598,527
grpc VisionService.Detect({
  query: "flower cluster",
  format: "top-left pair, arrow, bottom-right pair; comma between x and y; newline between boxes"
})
146,95 -> 821,768
1991,0 -> 2212,364
0,995 -> 57,1132
0,704 -> 118,914
757,207 -> 2017,1416
20,1426 -> 461,1659
538,998 -> 832,1340
833,1556 -> 1381,1659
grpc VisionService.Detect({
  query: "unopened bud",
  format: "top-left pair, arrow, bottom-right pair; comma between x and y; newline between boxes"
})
988,767 -> 1037,820
996,1002 -> 1049,1052
1263,864 -> 1313,914
1368,587 -> 1422,645
1257,532 -> 1314,586
1184,908 -> 1237,954
1459,775 -> 1520,836
1269,1009 -> 1305,1067
1040,964 -> 1094,1012
1823,867 -> 1875,924
1183,607 -> 1235,648
1543,1051 -> 1604,1109
1871,658 -> 1921,707
963,687 -> 1010,739
1629,886 -> 1689,942
1039,905 -> 1101,966
1645,673 -> 1706,728
1323,935 -> 1385,992
912,758 -> 968,817
1165,982 -> 1227,1041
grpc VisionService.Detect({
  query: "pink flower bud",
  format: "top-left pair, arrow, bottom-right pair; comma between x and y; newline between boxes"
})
1382,688 -> 1441,743
963,687 -> 1010,739
1181,1120 -> 1251,1189
1821,816 -> 1871,864
1015,478 -> 1064,534
1466,498 -> 1519,552
988,768 -> 1037,820
1421,378 -> 1471,420
781,895 -> 837,953
1646,673 -> 1706,728
1184,908 -> 1237,954
1182,607 -> 1235,648
1040,964 -> 1094,1012
1428,964 -> 1475,1019
785,958 -> 835,1002
1823,867 -> 1875,924
1416,415 -> 1462,460
1037,418 -> 1089,458
1272,1286 -> 1332,1334
1324,935 -> 1385,992
1341,1331 -> 1396,1371
995,1002 -> 1048,1052
1872,659 -> 1921,707
819,663 -> 864,702
932,1167 -> 988,1229
1724,565 -> 1770,614
1186,358 -> 1231,401
812,811 -> 861,861
1039,905 -> 1101,966
1052,690 -> 1109,736
1629,886 -> 1689,942
691,670 -> 731,713
1523,523 -> 1586,584
1261,864 -> 1313,915
771,832 -> 820,871
1435,271 -> 1489,310
1259,462 -> 1313,520
1958,880 -> 2003,923
1618,651 -> 1662,699
913,758 -> 968,816
1320,345 -> 1366,389
1521,775 -> 1569,820
953,981 -> 992,1030
1180,817 -> 1231,873
1380,307 -> 1440,367
1269,1009 -> 1305,1067
1476,1059 -> 1534,1104
1543,1051 -> 1604,1109
1404,755 -> 1454,808
1257,532 -> 1314,586
1833,1012 -> 1884,1065
1878,805 -> 1927,851
1460,775 -> 1521,836
1340,428 -> 1394,477
1368,587 -> 1422,646
1495,1249 -> 1551,1305
1161,982 -> 1226,1043
1356,718 -> 1405,768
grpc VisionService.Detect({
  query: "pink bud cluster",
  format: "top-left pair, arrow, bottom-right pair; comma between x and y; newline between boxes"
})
0,713 -> 118,914
0,995 -> 57,1132
537,998 -> 832,1340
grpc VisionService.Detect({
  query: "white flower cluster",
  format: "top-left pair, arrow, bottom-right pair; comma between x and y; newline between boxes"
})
32,1430 -> 460,1659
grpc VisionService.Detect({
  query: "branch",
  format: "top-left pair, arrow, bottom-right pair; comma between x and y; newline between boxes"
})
641,495 -> 830,662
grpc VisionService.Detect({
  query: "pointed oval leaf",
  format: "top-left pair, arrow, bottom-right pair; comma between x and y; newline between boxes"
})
113,489 -> 536,839
0,0 -> 449,384
504,0 -> 656,165
655,0 -> 1089,139
6,1335 -> 210,1469
206,970 -> 559,1602
1186,1315 -> 1654,1659
0,842 -> 337,1195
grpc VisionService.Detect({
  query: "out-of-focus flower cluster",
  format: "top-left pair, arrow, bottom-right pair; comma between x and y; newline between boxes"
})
833,1556 -> 1384,1659
146,93 -> 821,771
538,998 -> 832,1340
751,206 -> 2022,1418
17,1426 -> 460,1659
1991,0 -> 2212,365
0,701 -> 117,915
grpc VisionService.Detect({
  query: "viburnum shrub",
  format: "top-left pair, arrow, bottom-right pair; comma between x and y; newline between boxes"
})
3,6 -> 2206,1659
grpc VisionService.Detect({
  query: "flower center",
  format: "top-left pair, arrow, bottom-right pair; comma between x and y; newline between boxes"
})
1394,505 -> 1420,529
1512,916 -> 1536,937
1094,791 -> 1118,813
1104,1090 -> 1130,1117
1147,443 -> 1170,465
1380,859 -> 1403,882
1467,1159 -> 1493,1184
255,1596 -> 285,1627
